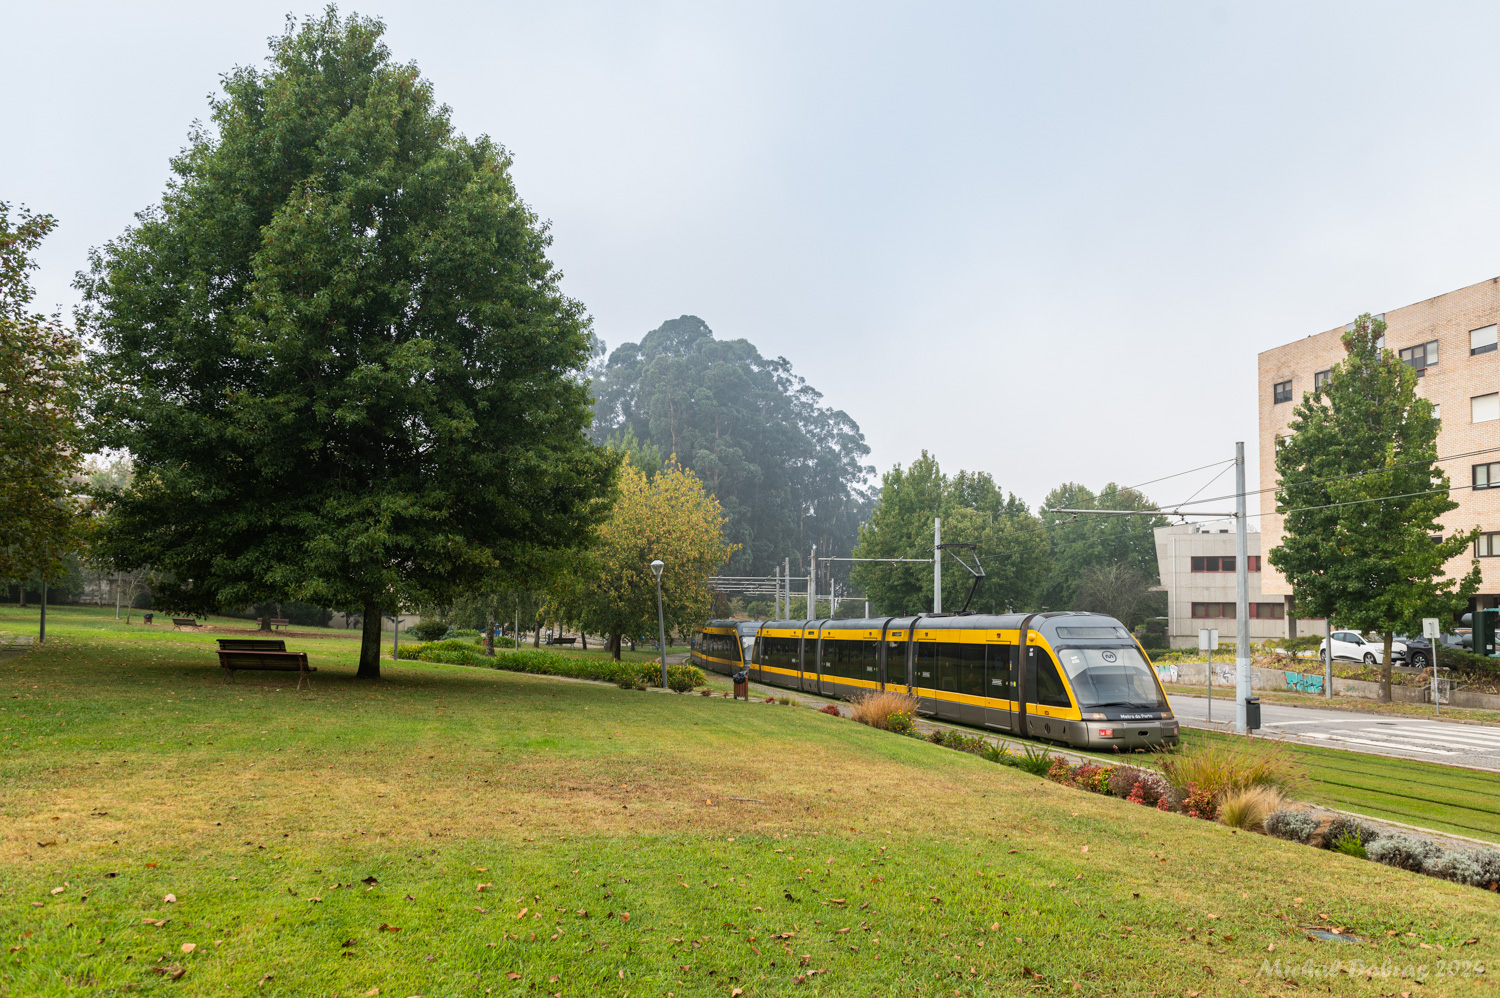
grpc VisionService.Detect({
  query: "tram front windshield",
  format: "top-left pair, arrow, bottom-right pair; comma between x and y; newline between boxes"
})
1054,646 -> 1167,710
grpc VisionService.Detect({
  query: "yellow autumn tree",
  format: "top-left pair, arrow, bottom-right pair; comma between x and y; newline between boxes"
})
550,458 -> 735,659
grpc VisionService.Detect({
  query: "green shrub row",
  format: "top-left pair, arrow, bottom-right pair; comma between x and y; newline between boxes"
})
395,641 -> 707,691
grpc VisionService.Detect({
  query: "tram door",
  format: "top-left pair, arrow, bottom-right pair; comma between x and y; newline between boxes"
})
984,643 -> 1016,732
883,628 -> 909,691
800,629 -> 819,695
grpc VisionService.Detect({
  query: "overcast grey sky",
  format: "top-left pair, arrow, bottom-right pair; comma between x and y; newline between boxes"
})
8,1 -> 1500,517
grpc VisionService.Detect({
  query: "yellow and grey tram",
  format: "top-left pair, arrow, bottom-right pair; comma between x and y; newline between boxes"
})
692,612 -> 1178,750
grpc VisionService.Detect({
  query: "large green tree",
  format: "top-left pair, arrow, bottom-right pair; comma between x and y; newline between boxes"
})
850,452 -> 1048,615
81,10 -> 615,678
0,203 -> 87,588
590,315 -> 873,575
1038,482 -> 1166,610
1271,314 -> 1478,701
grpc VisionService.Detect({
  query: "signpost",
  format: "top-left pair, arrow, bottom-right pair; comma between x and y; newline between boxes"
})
1200,627 -> 1219,722
1423,617 -> 1441,716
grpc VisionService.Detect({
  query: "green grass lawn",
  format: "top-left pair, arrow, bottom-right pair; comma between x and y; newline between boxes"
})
2,606 -> 1498,996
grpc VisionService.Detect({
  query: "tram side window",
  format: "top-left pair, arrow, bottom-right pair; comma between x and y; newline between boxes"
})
859,640 -> 881,682
987,645 -> 1015,700
823,638 -> 867,680
761,636 -> 798,671
1035,652 -> 1072,708
913,642 -> 937,689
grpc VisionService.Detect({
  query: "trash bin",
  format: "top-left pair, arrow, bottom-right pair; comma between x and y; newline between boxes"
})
1244,696 -> 1261,731
142,612 -> 153,626
731,669 -> 749,700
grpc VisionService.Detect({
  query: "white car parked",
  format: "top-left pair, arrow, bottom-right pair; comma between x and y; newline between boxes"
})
1317,630 -> 1406,665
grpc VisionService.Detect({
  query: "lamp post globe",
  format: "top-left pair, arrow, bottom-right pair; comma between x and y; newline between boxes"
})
651,560 -> 668,689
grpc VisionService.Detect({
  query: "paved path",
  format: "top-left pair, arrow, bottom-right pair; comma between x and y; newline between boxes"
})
1169,692 -> 1500,771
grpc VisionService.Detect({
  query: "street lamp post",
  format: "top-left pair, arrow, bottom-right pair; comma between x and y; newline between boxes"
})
650,560 -> 668,689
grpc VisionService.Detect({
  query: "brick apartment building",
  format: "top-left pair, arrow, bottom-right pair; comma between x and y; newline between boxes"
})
1258,275 -> 1500,634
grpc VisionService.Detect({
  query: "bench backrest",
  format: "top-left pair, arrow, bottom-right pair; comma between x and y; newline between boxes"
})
217,649 -> 308,668
218,639 -> 286,652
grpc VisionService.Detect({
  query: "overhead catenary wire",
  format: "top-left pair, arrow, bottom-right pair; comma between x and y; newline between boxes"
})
1161,444 -> 1500,509
1120,457 -> 1236,493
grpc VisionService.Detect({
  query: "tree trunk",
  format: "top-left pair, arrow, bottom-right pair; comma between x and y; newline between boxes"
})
580,632 -> 588,650
485,609 -> 495,656
533,624 -> 541,648
611,631 -> 622,661
256,603 -> 274,632
1380,631 -> 1393,702
358,600 -> 382,680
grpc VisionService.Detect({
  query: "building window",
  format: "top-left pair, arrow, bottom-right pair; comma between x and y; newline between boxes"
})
1433,403 -> 1442,420
1247,603 -> 1285,620
1472,324 -> 1498,355
1475,463 -> 1500,490
1479,533 -> 1500,557
1248,555 -> 1260,572
1273,380 -> 1293,404
1313,369 -> 1331,390
1191,602 -> 1237,619
1399,340 -> 1438,375
1474,393 -> 1500,423
1191,556 -> 1242,572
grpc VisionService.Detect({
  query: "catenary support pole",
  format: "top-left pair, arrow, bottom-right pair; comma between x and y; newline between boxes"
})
1234,442 -> 1251,734
784,558 -> 791,619
1434,640 -> 1440,716
933,518 -> 942,614
115,572 -> 121,619
809,546 -> 816,619
39,581 -> 47,645
392,611 -> 399,661
1325,618 -> 1332,699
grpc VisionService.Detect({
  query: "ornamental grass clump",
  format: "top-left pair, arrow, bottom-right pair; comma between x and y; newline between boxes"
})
1216,786 -> 1283,831
1160,737 -> 1305,802
849,690 -> 920,732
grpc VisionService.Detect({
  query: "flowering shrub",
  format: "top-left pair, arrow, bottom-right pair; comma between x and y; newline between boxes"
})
1181,783 -> 1218,820
819,704 -> 842,717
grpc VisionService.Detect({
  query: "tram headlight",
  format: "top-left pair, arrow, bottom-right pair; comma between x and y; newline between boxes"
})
1083,712 -> 1107,720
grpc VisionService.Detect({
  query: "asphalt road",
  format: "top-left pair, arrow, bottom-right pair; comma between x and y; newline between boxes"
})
1169,693 -> 1500,771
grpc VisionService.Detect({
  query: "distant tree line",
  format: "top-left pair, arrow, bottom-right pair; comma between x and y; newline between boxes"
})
589,315 -> 874,577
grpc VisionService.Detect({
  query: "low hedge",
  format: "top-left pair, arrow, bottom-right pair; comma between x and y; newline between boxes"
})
396,642 -> 707,691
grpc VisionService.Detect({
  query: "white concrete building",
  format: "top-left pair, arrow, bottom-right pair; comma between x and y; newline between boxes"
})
1153,521 -> 1321,648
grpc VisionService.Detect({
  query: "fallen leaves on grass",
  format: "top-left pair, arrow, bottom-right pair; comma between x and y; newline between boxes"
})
362,876 -> 379,886
163,893 -> 177,903
152,964 -> 186,981
378,924 -> 401,933
180,943 -> 195,954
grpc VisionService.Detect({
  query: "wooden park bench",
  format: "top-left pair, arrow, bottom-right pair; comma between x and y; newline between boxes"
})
216,638 -> 315,690
254,617 -> 292,630
172,617 -> 202,629
545,636 -> 578,646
